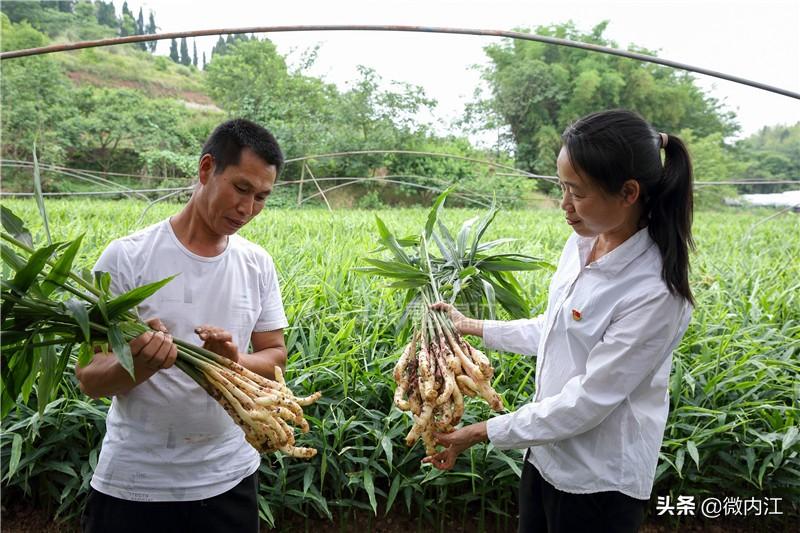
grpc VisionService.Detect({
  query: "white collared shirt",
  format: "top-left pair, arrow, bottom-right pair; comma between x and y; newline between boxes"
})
484,228 -> 691,500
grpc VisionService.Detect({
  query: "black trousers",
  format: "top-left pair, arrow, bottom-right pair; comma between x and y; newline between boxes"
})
81,472 -> 259,533
518,458 -> 647,533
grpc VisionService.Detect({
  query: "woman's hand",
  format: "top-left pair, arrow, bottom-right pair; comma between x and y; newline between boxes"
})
422,422 -> 489,470
430,302 -> 483,337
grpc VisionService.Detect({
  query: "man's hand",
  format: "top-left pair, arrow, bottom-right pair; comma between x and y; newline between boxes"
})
195,325 -> 239,362
130,318 -> 178,371
422,421 -> 489,470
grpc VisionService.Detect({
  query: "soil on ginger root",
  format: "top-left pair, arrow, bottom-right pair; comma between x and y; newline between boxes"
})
1,501 -> 797,533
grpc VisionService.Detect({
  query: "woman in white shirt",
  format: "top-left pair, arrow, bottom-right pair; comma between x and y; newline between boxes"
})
423,109 -> 695,533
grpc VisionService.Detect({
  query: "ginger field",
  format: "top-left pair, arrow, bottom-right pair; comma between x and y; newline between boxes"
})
1,199 -> 798,530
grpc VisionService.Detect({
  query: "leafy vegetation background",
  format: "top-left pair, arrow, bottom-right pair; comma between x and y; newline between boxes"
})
1,2 -> 798,531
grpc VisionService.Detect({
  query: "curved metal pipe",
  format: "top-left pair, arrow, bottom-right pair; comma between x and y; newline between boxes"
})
1,25 -> 796,99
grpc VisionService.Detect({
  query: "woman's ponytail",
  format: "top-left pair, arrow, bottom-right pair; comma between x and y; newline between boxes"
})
648,134 -> 695,305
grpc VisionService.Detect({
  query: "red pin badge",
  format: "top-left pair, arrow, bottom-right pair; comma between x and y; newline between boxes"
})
571,309 -> 582,321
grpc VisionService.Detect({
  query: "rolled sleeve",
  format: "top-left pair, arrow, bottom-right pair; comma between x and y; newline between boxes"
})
487,290 -> 686,449
482,315 -> 544,357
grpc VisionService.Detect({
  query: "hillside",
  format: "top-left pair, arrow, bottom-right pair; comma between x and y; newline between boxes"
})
2,2 -> 799,207
59,48 -> 216,107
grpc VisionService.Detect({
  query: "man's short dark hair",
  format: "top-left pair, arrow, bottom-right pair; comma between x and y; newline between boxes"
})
201,118 -> 284,175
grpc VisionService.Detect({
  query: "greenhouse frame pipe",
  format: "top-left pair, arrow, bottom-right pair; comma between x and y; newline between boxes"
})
0,25 -> 797,99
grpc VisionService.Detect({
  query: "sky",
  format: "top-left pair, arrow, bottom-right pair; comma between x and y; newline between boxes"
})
123,0 -> 800,141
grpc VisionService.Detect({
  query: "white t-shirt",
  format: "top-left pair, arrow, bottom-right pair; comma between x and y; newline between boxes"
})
484,228 -> 692,500
89,219 -> 288,502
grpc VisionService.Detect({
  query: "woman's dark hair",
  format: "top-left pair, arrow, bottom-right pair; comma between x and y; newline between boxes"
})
561,109 -> 694,304
201,118 -> 284,175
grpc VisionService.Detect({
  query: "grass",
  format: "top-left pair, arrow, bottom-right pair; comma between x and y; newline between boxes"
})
55,45 -> 209,100
1,199 -> 798,530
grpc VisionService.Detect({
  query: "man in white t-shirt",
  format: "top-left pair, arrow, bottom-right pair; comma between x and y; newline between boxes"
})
76,119 -> 288,533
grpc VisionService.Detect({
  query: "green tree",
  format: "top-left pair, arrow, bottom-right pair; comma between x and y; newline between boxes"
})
1,1 -> 45,23
0,1 -> 74,36
74,0 -> 95,21
679,129 -> 742,206
55,1 -> 75,13
94,0 -> 115,28
205,38 -> 290,113
136,7 -> 143,34
61,87 -> 200,172
169,38 -> 179,62
146,11 -> 157,52
192,40 -> 198,67
135,7 -> 146,50
470,22 -> 738,179
212,35 -> 226,58
0,14 -> 77,166
118,1 -> 135,37
180,37 -> 190,66
734,123 -> 800,193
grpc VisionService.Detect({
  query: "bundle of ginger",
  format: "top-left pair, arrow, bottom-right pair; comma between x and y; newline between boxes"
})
392,309 -> 503,454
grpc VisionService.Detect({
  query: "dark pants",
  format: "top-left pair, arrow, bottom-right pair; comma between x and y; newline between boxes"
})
518,458 -> 647,533
82,472 -> 259,533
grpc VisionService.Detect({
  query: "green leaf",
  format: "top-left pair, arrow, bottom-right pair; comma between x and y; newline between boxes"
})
32,144 -> 52,245
437,219 -> 458,256
0,206 -> 33,248
302,466 -> 314,495
385,474 -> 401,516
35,343 -> 61,414
105,275 -> 176,320
782,426 -> 799,452
94,271 -> 112,294
19,341 -> 41,403
432,233 -> 456,265
459,266 -> 478,280
77,343 -> 94,368
675,448 -> 685,477
686,440 -> 700,469
481,279 -> 497,320
7,433 -> 23,481
477,254 -> 552,272
387,279 -> 427,289
9,243 -> 60,296
94,296 -> 109,323
394,236 -> 419,248
41,235 -> 84,297
486,274 -> 531,318
492,450 -> 522,479
356,259 -> 427,281
1,244 -> 27,272
257,496 -> 274,527
380,434 -> 393,467
4,341 -> 35,404
107,324 -> 134,379
456,216 -> 479,258
469,203 -> 499,261
320,444 -> 327,486
475,238 -> 518,253
363,467 -> 377,515
375,216 -> 410,264
424,187 -> 452,240
63,299 -> 92,343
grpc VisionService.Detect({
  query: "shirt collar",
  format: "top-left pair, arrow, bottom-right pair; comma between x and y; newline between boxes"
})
576,227 -> 655,277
